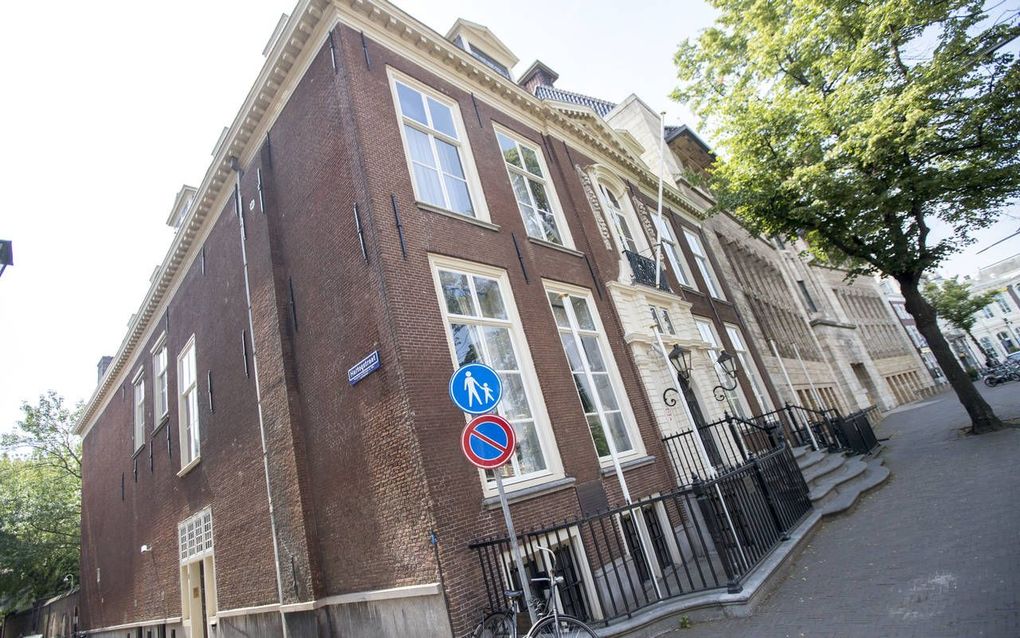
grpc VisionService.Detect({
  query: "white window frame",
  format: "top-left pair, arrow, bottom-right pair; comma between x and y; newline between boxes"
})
684,229 -> 724,299
178,508 -> 217,638
132,369 -> 145,452
388,68 -> 490,223
588,168 -> 649,255
725,324 -> 774,412
996,293 -> 1011,314
177,335 -> 200,474
151,332 -> 169,425
493,124 -> 574,249
545,280 -> 645,465
429,255 -> 563,494
696,319 -> 749,417
653,214 -> 694,289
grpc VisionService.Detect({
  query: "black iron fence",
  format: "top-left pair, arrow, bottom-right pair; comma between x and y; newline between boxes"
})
663,403 -> 882,487
662,412 -> 779,485
467,445 -> 811,628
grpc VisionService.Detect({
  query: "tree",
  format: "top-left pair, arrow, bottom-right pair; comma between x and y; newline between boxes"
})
0,392 -> 81,614
673,0 -> 1020,433
923,277 -> 1000,361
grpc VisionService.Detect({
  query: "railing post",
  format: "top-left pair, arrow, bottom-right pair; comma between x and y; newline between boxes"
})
692,477 -> 742,593
724,411 -> 749,464
751,456 -> 788,540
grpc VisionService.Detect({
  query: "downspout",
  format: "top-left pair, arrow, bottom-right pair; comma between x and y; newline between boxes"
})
232,160 -> 289,638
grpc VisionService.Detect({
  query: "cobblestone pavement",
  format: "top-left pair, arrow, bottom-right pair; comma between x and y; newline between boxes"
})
662,385 -> 1020,638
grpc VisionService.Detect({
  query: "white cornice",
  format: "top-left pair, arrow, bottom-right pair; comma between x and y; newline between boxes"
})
76,0 -> 331,436
76,0 -> 708,437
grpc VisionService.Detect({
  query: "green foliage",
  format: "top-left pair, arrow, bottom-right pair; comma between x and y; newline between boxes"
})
0,392 -> 82,614
673,0 -> 1020,284
923,276 -> 999,333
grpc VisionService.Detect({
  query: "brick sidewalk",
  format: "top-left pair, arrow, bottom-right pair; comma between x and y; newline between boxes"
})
661,386 -> 1020,638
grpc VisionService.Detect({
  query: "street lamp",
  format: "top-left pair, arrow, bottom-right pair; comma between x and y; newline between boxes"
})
662,344 -> 740,404
711,351 -> 739,401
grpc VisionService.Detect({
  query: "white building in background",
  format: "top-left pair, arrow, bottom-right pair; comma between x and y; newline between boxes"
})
961,254 -> 1020,364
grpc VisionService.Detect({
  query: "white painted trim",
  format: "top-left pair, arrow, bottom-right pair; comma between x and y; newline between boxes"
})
542,279 -> 647,463
86,616 -> 182,634
387,66 -> 491,223
276,582 -> 442,614
491,122 -> 576,250
214,603 -> 281,619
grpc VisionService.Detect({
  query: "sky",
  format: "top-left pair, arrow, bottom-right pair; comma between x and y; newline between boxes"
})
0,0 -> 1017,434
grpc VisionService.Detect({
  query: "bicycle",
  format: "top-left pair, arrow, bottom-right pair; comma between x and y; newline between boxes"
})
472,546 -> 598,638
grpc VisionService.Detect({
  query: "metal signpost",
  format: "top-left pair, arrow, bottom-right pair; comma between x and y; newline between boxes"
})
450,363 -> 537,623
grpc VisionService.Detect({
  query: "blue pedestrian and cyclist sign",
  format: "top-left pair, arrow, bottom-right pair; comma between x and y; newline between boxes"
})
448,363 -> 503,414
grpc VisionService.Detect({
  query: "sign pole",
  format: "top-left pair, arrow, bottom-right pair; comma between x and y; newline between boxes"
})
494,471 -> 537,624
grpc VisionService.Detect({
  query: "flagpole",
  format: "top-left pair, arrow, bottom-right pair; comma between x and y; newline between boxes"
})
654,111 -> 666,289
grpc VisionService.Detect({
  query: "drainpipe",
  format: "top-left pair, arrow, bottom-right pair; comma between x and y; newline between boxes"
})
793,343 -> 825,410
770,339 -> 818,450
232,160 -> 289,638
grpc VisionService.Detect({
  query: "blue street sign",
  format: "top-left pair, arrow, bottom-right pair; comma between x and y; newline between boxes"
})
449,363 -> 503,414
348,350 -> 381,386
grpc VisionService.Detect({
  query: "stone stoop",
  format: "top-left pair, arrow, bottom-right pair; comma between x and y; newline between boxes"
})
599,445 -> 890,638
792,444 -> 890,516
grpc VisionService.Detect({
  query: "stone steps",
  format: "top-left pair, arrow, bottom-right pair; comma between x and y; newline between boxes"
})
801,451 -> 847,485
809,457 -> 868,506
819,458 -> 890,516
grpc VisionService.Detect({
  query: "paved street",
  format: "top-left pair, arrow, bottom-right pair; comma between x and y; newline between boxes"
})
665,385 -> 1020,638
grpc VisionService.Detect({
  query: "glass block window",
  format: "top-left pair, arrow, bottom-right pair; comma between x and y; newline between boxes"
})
178,508 -> 213,564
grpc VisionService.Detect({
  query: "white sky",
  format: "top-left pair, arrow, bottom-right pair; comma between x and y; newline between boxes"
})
0,0 -> 1016,433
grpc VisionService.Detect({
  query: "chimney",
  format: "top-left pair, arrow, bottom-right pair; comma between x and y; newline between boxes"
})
97,356 -> 113,383
519,60 -> 559,95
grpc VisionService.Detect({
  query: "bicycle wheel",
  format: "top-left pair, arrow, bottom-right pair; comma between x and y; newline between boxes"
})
527,615 -> 598,638
474,611 -> 516,638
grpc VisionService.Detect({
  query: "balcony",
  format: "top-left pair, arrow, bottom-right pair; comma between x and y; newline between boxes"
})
624,249 -> 671,293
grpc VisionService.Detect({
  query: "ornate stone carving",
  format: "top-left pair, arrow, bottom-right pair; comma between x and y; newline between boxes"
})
631,197 -> 658,249
575,165 -> 613,251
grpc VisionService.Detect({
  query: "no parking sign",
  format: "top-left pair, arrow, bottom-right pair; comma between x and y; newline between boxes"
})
461,414 -> 517,469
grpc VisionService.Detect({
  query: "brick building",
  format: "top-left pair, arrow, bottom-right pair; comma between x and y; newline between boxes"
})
74,2 -> 929,637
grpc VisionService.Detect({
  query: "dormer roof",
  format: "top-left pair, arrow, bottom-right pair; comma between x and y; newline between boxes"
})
446,18 -> 519,79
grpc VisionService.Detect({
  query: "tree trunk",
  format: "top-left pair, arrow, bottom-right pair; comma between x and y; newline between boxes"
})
899,277 -> 1002,434
965,331 -> 991,366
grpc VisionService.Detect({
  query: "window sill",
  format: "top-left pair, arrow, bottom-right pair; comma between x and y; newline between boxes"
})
417,201 -> 500,232
153,413 -> 170,435
482,476 -> 576,510
132,444 -> 146,460
599,454 -> 656,477
527,237 -> 583,257
177,457 -> 201,478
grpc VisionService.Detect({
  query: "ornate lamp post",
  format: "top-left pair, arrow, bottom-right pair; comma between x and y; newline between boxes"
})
662,344 -> 741,404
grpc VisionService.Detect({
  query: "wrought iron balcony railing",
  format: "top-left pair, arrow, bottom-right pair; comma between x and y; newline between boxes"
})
623,249 -> 670,292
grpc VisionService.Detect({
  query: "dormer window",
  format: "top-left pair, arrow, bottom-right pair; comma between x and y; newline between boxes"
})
468,44 -> 510,79
446,19 -> 519,82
